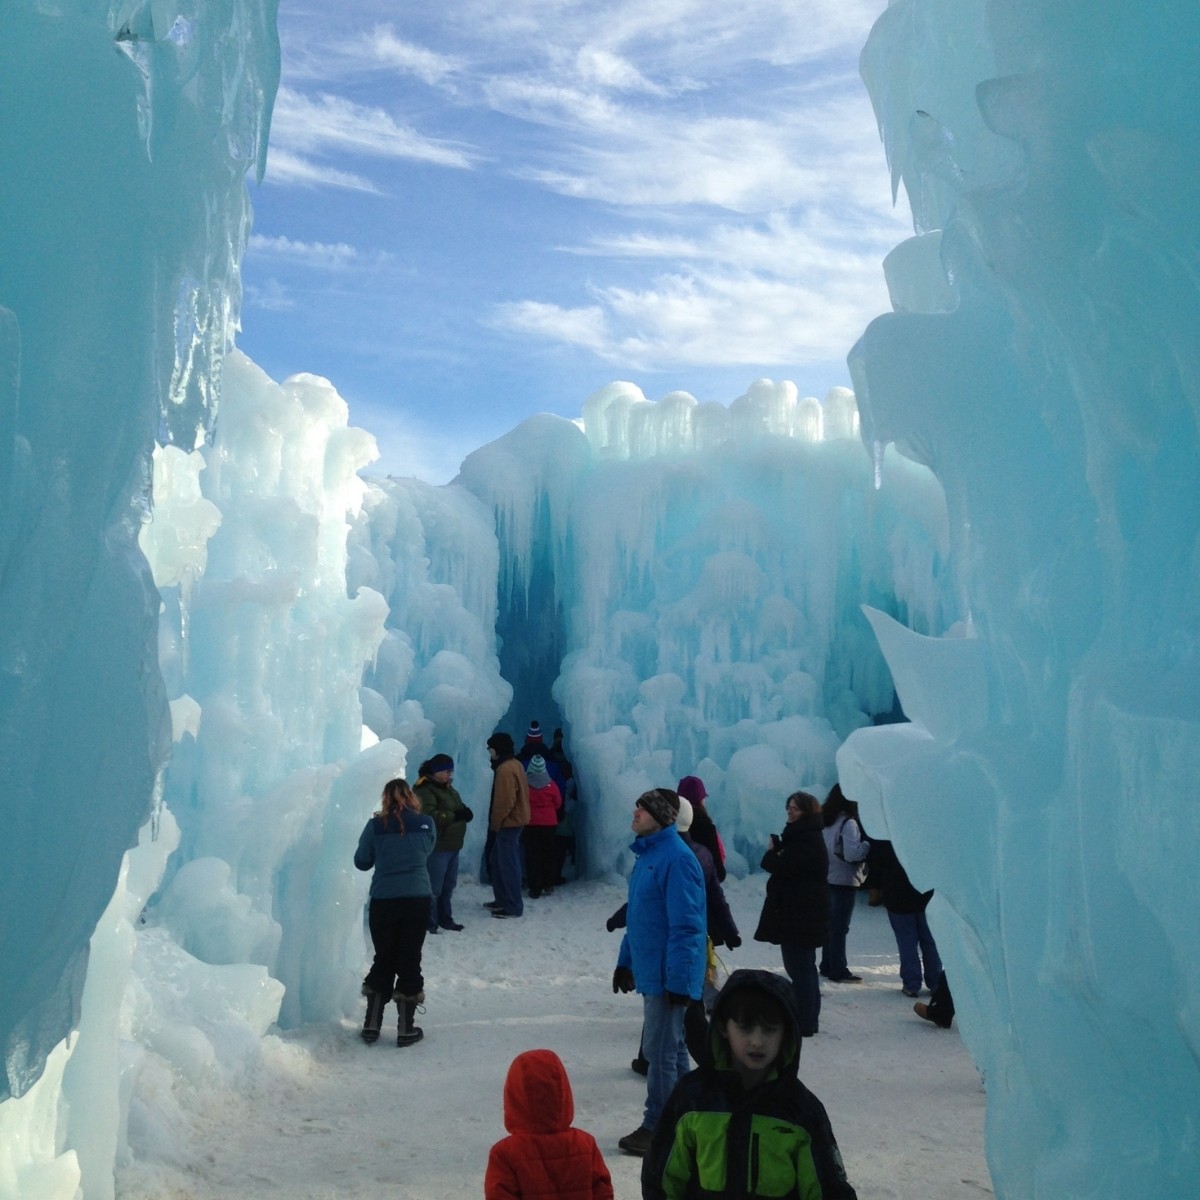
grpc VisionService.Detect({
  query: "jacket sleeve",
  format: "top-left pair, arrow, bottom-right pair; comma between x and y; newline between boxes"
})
804,1095 -> 859,1199
664,852 -> 707,998
617,931 -> 633,971
590,1139 -> 615,1200
353,820 -> 375,871
483,1144 -> 521,1200
642,1089 -> 693,1200
839,818 -> 870,864
489,767 -> 516,830
708,878 -> 739,946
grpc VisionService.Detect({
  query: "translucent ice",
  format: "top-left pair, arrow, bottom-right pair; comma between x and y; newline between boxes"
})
844,1 -> 1200,1194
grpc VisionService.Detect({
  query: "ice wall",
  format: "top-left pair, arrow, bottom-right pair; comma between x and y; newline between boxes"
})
842,1 -> 1200,1195
348,473 -> 513,871
0,0 -> 278,1118
457,383 -> 958,878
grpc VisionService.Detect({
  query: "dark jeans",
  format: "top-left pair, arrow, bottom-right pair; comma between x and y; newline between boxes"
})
819,885 -> 859,979
781,941 -> 821,1034
365,895 -> 430,998
490,826 -> 525,916
427,849 -> 460,928
888,908 -> 943,992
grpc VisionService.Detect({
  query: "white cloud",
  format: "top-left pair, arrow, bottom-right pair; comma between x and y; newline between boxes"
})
269,86 -> 476,169
489,301 -> 610,353
261,146 -> 381,192
353,25 -> 464,86
490,224 -> 895,372
243,279 -> 297,313
571,46 -> 673,96
247,235 -> 384,270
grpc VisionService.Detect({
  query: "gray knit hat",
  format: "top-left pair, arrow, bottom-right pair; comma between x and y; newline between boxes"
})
636,788 -> 680,828
527,755 -> 551,787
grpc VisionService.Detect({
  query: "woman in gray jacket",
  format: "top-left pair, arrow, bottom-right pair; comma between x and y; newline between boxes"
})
818,785 -> 870,983
354,778 -> 436,1045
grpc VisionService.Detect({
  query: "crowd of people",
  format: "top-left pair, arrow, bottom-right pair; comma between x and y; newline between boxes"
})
352,724 -> 951,1197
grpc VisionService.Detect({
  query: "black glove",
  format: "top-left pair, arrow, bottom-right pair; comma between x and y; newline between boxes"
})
613,967 -> 635,994
606,903 -> 628,933
460,806 -> 474,823
665,990 -> 690,1007
725,934 -> 741,950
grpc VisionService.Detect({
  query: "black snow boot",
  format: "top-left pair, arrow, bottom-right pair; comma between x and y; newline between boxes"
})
361,988 -> 386,1044
395,991 -> 425,1046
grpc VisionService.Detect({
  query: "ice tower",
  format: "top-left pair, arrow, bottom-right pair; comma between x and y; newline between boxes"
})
841,1 -> 1200,1195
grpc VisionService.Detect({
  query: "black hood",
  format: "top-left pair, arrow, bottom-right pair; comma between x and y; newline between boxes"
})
707,968 -> 803,1079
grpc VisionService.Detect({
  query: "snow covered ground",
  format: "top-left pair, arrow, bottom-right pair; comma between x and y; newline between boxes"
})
115,875 -> 991,1199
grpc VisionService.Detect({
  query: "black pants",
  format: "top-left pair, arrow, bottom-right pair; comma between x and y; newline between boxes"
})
365,896 -> 430,997
927,971 -> 956,1027
524,825 -> 558,895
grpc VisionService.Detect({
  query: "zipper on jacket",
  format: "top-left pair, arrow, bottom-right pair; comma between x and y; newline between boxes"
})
749,1129 -> 760,1193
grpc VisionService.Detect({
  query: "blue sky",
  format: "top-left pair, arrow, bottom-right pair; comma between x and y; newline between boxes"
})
238,1 -> 912,483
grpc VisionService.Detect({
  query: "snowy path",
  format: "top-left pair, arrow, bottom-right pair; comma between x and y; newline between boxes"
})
116,877 -> 991,1199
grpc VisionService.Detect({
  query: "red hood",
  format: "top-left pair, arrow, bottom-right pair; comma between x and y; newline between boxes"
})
503,1049 -> 573,1135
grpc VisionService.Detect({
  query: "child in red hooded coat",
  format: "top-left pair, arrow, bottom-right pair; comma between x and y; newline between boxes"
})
485,1049 -> 613,1200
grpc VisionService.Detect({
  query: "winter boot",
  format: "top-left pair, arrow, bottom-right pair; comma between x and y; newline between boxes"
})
360,988 -> 386,1044
394,991 -> 425,1047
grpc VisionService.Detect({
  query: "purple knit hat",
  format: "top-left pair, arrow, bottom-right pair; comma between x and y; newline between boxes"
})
677,776 -> 707,805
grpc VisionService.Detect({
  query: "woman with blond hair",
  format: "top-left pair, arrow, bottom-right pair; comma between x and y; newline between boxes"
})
354,777 -> 436,1046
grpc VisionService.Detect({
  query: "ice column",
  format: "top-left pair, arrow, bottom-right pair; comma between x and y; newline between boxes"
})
843,1 -> 1200,1195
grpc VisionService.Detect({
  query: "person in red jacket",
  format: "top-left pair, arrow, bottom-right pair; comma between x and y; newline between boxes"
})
485,1049 -> 614,1200
524,755 -> 563,899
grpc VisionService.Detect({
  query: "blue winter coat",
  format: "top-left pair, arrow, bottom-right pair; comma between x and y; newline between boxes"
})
354,809 -> 436,899
617,825 -> 706,999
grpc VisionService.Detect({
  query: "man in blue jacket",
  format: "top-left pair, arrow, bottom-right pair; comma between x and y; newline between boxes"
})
613,788 -> 706,1158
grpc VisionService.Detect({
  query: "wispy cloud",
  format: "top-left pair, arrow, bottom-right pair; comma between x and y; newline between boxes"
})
350,25 -> 464,86
262,146 -> 382,192
491,206 -> 899,372
243,279 -> 297,313
247,234 -> 390,270
268,86 -> 477,173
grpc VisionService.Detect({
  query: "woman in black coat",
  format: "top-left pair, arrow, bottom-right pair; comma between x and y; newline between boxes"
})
754,791 -> 830,1037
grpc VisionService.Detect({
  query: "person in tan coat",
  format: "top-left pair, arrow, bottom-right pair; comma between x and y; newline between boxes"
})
486,732 -> 530,918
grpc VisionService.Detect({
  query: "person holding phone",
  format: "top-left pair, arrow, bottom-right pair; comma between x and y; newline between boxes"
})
753,791 -> 830,1037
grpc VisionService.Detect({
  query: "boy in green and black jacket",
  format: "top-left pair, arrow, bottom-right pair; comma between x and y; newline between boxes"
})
642,968 -> 857,1199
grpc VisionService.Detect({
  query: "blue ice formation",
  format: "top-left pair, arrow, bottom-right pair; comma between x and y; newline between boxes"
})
3,1 -> 1198,1198
0,0 -> 278,1194
840,1 -> 1200,1195
0,0 -> 277,1106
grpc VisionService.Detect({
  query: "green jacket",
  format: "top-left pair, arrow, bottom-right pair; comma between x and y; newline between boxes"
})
643,970 -> 857,1200
414,777 -> 471,853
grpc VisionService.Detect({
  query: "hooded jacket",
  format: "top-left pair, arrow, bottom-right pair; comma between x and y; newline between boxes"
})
484,1049 -> 614,1200
643,969 -> 857,1200
754,811 -> 830,948
617,824 -> 707,999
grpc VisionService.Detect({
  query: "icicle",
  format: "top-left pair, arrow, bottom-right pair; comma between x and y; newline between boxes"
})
873,439 -> 886,490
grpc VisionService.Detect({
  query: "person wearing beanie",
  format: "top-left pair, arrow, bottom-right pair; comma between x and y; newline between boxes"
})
486,732 -> 530,918
523,754 -> 563,899
613,788 -> 706,1158
676,776 -> 727,882
414,754 -> 473,933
